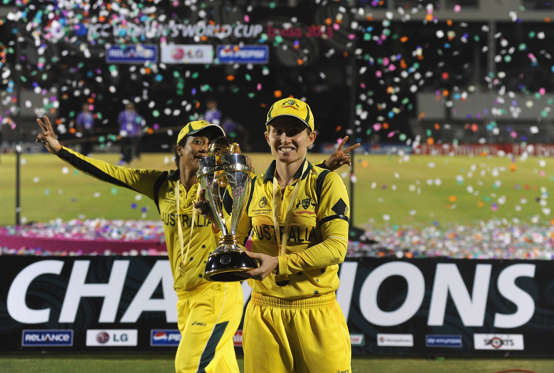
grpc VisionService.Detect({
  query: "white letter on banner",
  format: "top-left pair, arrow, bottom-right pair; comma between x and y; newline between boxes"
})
252,24 -> 263,38
7,260 -> 64,323
242,280 -> 252,305
360,262 -> 424,326
428,263 -> 491,326
195,24 -> 206,37
220,25 -> 232,39
181,25 -> 195,38
494,264 -> 536,328
120,260 -> 177,323
59,260 -> 129,323
234,24 -> 244,38
207,25 -> 215,37
169,20 -> 179,37
337,261 -> 358,320
87,24 -> 99,40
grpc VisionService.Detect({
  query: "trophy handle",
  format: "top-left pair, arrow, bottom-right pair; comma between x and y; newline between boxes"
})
229,181 -> 248,236
222,153 -> 251,236
197,156 -> 228,236
207,182 -> 228,235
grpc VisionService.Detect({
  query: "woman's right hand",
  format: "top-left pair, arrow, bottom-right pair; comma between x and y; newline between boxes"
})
36,115 -> 62,154
194,189 -> 220,228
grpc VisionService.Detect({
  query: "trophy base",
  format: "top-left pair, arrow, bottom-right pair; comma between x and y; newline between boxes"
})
205,250 -> 259,282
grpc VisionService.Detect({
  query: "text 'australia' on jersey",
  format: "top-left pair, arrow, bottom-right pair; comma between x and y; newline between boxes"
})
236,159 -> 350,300
56,147 -> 218,292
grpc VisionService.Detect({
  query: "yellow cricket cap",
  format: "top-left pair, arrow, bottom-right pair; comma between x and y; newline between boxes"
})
176,120 -> 226,145
265,97 -> 315,131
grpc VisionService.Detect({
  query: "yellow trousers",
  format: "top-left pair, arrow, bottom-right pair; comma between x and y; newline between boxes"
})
175,282 -> 243,373
243,292 -> 351,373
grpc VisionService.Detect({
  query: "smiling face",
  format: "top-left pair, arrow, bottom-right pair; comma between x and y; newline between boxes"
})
265,116 -> 316,165
176,135 -> 210,173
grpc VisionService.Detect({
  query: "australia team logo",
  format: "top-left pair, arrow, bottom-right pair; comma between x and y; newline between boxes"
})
296,197 -> 314,210
258,196 -> 268,208
281,99 -> 300,110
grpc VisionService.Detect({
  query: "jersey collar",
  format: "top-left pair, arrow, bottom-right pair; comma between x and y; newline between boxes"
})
263,158 -> 312,183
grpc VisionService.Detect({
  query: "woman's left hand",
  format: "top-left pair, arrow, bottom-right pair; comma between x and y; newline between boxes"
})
323,136 -> 361,170
245,251 -> 278,280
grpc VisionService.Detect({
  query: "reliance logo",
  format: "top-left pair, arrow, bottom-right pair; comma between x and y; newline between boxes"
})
22,330 -> 73,347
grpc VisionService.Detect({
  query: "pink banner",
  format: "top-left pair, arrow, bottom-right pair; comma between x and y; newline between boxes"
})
0,234 -> 166,255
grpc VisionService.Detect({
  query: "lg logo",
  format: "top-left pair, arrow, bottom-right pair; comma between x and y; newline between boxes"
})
87,330 -> 137,347
96,331 -> 109,344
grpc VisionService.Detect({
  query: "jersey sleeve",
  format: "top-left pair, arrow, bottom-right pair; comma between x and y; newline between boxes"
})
278,171 -> 349,276
56,146 -> 165,200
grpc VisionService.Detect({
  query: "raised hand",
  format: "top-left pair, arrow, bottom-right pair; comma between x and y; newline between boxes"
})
323,136 -> 361,171
36,115 -> 62,154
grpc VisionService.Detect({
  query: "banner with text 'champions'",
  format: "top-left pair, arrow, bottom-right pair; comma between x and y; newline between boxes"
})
1,257 -> 553,356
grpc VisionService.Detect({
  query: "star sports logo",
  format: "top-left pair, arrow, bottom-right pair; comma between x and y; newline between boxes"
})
473,334 -> 524,350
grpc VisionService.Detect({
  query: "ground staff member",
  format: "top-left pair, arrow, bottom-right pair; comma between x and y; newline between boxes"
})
36,116 -> 243,373
239,98 -> 352,373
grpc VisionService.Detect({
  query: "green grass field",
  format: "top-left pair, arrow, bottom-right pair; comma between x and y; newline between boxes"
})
1,153 -> 552,368
0,152 -> 551,227
1,355 -> 554,373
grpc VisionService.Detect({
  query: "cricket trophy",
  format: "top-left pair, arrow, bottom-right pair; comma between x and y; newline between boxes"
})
197,137 -> 258,281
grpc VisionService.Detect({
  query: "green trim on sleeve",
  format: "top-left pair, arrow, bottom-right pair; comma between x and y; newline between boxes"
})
318,214 -> 349,226
315,169 -> 330,203
152,171 -> 169,213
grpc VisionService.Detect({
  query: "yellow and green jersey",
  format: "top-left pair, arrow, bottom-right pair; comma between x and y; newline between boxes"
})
237,158 -> 350,300
57,146 -> 216,292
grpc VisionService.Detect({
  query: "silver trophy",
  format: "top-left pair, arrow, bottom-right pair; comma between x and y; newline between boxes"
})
197,138 -> 258,281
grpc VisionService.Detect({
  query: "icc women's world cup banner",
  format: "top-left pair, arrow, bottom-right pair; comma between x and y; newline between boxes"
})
1,256 -> 553,356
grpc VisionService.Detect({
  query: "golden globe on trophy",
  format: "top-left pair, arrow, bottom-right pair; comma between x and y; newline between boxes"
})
197,138 -> 259,281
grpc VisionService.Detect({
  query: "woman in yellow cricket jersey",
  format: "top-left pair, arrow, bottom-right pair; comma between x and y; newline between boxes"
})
238,97 -> 354,373
35,115 -> 243,373
36,113 -> 355,373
